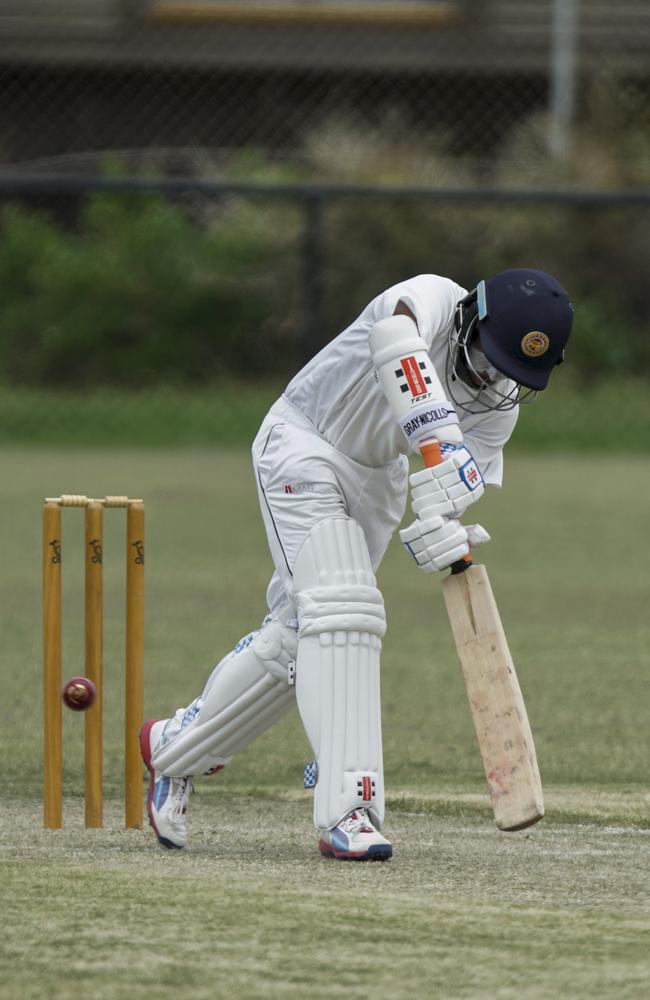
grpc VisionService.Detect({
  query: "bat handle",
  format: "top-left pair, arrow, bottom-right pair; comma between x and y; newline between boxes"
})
419,439 -> 473,575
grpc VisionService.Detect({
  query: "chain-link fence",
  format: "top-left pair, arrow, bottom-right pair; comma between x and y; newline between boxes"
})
0,2 -> 649,448
2,1 -> 650,179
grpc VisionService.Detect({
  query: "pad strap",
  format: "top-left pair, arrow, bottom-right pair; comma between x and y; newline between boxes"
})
298,585 -> 386,638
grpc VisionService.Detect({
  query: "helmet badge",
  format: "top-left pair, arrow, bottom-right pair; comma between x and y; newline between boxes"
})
521,331 -> 550,357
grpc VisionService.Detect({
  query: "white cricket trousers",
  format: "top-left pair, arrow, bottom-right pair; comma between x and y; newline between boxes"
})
253,395 -> 408,612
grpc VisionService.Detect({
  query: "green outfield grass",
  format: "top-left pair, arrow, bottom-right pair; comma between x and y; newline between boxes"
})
0,446 -> 648,999
0,376 -> 649,451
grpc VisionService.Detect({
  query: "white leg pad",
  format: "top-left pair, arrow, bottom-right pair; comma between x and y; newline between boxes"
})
152,606 -> 298,777
293,517 -> 387,831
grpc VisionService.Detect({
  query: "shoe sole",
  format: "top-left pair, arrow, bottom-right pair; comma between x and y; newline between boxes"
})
139,719 -> 184,851
318,839 -> 392,861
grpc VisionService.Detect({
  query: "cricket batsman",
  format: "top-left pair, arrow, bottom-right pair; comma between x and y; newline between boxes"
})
140,268 -> 573,860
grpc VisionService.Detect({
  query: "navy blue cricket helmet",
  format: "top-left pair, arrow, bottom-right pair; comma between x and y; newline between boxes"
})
476,268 -> 573,391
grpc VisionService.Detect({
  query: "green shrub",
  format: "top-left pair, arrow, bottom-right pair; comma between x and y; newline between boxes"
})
1,93 -> 648,389
0,194 -> 299,386
299,102 -> 650,381
316,199 -> 650,384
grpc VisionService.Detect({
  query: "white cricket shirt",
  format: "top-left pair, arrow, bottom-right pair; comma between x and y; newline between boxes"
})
284,274 -> 518,486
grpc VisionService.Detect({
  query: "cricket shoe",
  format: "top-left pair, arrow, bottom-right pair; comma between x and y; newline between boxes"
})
140,719 -> 193,850
319,808 -> 393,861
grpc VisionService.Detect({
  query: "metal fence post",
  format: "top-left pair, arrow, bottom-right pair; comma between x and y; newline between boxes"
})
301,193 -> 325,363
549,0 -> 580,159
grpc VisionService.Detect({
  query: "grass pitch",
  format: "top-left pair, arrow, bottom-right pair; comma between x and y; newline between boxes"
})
0,446 -> 648,998
2,798 -> 648,1000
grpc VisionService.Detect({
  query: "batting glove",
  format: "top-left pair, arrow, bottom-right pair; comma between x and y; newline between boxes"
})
400,517 -> 490,574
409,444 -> 484,520
400,516 -> 468,573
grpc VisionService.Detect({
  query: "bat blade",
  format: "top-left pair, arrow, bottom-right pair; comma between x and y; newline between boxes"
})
442,564 -> 544,831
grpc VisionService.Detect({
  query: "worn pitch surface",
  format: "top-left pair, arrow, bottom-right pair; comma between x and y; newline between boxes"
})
1,796 -> 649,1000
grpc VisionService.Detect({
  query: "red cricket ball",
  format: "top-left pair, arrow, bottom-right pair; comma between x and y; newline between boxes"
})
61,676 -> 97,712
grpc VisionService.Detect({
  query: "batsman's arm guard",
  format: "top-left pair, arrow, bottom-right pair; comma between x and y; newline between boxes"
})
369,315 -> 463,451
294,517 -> 387,831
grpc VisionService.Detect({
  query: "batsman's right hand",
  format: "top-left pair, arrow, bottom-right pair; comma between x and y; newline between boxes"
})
400,516 -> 490,573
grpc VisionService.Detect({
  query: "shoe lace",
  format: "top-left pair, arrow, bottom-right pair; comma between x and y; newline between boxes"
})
170,777 -> 193,821
341,808 -> 374,835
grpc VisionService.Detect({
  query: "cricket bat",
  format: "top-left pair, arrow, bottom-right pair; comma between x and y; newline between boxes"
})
421,439 -> 544,831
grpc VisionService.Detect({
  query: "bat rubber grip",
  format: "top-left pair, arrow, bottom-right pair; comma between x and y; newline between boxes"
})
419,438 -> 473,573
